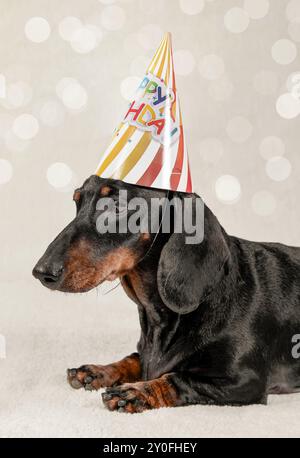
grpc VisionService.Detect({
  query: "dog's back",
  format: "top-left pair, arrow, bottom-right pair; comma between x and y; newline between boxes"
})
231,236 -> 300,318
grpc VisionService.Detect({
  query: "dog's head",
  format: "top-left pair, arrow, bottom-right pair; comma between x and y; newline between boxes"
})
33,175 -> 231,313
32,175 -> 166,293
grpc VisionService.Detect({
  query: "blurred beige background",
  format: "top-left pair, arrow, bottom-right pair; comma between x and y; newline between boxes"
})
1,0 -> 300,438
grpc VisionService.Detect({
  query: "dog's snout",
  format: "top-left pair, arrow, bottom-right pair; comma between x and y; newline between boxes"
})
33,262 -> 64,289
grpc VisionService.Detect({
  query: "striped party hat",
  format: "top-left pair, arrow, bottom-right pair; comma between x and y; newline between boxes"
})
95,33 -> 192,193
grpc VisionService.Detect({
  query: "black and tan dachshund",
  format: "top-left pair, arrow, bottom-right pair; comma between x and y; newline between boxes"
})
33,175 -> 300,413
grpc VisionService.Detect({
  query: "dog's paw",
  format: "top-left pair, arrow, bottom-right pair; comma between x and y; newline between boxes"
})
101,382 -> 154,413
67,364 -> 120,391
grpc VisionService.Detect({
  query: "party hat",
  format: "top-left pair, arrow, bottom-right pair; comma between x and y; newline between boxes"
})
95,33 -> 192,193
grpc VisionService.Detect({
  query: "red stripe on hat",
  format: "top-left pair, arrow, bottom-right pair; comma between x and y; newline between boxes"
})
170,36 -> 176,93
137,145 -> 164,187
170,126 -> 184,191
186,159 -> 192,193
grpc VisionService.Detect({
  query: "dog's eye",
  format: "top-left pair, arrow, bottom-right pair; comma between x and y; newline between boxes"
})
100,186 -> 112,197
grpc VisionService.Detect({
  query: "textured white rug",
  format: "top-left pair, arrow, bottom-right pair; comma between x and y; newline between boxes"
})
1,279 -> 300,438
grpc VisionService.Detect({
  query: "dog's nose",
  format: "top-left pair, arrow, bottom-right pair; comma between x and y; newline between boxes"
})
32,262 -> 64,288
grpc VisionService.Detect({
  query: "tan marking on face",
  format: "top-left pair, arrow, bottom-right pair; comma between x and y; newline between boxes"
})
140,232 -> 151,241
73,191 -> 81,202
62,239 -> 138,292
100,186 -> 111,197
105,246 -> 138,280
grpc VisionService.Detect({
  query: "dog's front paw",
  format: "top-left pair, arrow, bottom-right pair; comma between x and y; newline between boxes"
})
101,376 -> 178,413
67,364 -> 120,391
101,382 -> 152,413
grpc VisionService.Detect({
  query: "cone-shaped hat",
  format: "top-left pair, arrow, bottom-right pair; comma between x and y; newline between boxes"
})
95,33 -> 192,193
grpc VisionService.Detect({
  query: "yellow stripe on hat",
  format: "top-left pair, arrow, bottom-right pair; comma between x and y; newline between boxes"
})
147,35 -> 167,75
157,38 -> 169,79
96,125 -> 136,176
111,131 -> 152,180
165,43 -> 171,86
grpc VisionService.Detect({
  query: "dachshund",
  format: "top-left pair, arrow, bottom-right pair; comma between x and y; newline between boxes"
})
33,175 -> 300,413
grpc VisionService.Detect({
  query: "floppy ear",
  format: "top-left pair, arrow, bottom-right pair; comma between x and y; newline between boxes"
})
157,197 -> 231,314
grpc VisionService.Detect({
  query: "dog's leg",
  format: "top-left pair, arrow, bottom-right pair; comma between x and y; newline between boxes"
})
67,353 -> 141,391
102,374 -> 178,413
101,371 -> 267,413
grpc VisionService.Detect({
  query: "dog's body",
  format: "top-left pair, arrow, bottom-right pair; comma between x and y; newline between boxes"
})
33,175 -> 300,412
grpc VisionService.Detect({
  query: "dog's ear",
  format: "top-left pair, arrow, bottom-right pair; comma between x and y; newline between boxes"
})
157,197 -> 231,314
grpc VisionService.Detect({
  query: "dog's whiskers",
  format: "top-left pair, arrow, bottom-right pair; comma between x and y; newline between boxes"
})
99,279 -> 121,296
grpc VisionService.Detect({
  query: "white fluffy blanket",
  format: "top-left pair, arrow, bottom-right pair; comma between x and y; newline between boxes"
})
0,280 -> 299,438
